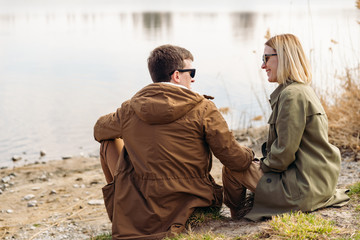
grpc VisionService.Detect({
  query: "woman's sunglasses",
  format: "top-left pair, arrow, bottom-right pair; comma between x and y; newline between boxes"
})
262,54 -> 277,65
169,68 -> 196,78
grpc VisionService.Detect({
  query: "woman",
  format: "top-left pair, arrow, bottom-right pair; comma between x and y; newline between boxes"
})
222,33 -> 349,221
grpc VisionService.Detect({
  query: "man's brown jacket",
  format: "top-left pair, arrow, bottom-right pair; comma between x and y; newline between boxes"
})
94,83 -> 253,239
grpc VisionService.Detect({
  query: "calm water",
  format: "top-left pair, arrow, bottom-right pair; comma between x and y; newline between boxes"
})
0,0 -> 359,167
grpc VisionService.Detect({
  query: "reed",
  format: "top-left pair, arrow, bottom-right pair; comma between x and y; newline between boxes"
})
320,66 -> 360,158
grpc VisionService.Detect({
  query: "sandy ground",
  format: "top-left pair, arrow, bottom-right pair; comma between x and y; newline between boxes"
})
1,127 -> 359,239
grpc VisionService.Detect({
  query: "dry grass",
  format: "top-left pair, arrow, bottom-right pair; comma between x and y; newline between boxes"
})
320,66 -> 360,157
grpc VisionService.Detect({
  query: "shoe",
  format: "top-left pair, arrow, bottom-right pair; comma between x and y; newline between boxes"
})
229,193 -> 254,220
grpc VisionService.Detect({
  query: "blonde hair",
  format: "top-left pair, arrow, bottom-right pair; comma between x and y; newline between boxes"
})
265,34 -> 312,85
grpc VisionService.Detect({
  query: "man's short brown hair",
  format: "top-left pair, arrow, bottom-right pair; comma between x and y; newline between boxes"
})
147,44 -> 194,83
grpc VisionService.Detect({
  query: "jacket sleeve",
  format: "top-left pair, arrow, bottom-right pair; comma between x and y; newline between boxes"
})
93,107 -> 123,142
261,88 -> 306,173
203,101 -> 253,172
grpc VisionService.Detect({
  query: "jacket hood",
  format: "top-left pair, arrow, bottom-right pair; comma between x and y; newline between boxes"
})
130,83 -> 205,124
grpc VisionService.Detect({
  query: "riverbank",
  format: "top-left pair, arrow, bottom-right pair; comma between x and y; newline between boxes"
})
0,126 -> 359,239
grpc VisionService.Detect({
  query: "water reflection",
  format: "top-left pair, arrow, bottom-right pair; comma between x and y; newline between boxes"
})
230,12 -> 257,40
137,12 -> 172,40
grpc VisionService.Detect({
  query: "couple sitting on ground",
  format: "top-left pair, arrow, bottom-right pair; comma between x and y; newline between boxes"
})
94,34 -> 349,240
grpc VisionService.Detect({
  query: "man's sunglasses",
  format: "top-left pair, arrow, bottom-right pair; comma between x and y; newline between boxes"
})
169,68 -> 196,78
262,54 -> 277,65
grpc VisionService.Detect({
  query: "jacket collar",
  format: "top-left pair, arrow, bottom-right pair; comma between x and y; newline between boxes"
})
269,80 -> 295,109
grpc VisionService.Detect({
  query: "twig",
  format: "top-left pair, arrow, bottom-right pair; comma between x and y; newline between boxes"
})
1,229 -> 7,239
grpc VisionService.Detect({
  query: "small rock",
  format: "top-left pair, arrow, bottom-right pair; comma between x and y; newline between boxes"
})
40,150 -> 46,157
6,209 -> 13,213
9,173 -> 16,178
73,184 -> 80,188
11,155 -> 22,161
39,174 -> 48,181
23,194 -> 35,200
62,155 -> 72,160
49,190 -> 57,195
31,187 -> 41,191
27,200 -> 38,207
1,176 -> 10,183
0,189 -> 2,194
88,199 -> 103,205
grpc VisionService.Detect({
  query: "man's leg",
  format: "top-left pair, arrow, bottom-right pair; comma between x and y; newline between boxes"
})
222,161 -> 263,219
100,138 -> 124,183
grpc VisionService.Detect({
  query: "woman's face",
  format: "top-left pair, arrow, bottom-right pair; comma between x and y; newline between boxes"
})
261,45 -> 278,83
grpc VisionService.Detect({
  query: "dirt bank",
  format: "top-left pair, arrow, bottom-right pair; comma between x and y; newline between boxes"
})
0,127 -> 359,239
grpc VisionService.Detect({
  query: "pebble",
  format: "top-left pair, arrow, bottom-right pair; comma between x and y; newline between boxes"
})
6,209 -> 13,213
0,189 -> 2,194
27,200 -> 38,207
62,155 -> 72,160
23,194 -> 35,200
40,150 -> 46,157
88,199 -> 103,205
11,155 -> 22,161
31,187 -> 41,191
50,190 -> 57,195
73,183 -> 85,188
1,176 -> 10,183
39,174 -> 48,181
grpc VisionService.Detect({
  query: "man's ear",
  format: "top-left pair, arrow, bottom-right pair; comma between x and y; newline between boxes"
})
170,70 -> 180,84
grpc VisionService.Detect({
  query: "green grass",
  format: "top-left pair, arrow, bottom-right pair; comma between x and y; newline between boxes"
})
185,207 -> 225,229
348,182 -> 360,198
259,211 -> 339,240
164,231 -> 227,240
91,233 -> 111,240
348,182 -> 360,213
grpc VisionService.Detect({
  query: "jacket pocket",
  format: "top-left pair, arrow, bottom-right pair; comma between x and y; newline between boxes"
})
283,167 -> 302,201
102,182 -> 115,221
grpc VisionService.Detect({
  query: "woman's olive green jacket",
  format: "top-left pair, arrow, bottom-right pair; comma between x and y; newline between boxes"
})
245,81 -> 349,221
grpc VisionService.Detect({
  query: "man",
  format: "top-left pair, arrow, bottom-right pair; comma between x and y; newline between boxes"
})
94,44 -> 253,239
